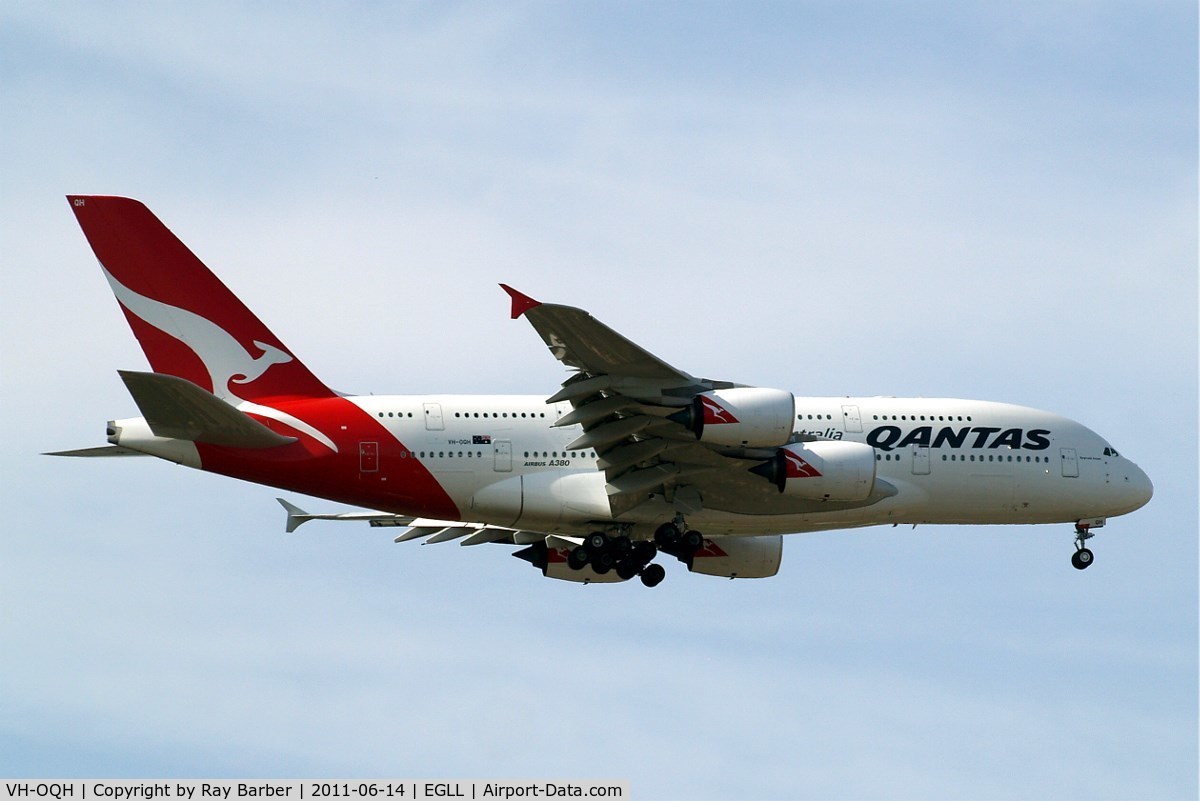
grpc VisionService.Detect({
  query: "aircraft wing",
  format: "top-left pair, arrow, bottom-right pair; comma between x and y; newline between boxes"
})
278,498 -> 524,545
502,286 -> 887,519
500,285 -> 700,382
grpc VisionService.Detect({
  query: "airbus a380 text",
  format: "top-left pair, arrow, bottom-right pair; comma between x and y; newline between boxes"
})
52,196 -> 1153,587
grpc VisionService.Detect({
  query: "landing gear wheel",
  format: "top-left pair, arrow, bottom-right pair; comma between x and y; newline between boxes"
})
1072,522 -> 1096,571
585,532 -> 608,552
594,549 -> 617,571
681,530 -> 704,553
631,541 -> 657,564
640,563 -> 666,588
654,522 -> 681,547
567,545 -> 590,571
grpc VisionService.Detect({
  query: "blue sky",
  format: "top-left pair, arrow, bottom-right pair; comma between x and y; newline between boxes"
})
1,3 -> 1196,799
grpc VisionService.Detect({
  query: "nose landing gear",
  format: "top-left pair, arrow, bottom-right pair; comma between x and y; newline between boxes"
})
1072,521 -> 1097,570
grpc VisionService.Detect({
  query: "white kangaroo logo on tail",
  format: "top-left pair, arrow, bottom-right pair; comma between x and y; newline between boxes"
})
102,266 -> 338,452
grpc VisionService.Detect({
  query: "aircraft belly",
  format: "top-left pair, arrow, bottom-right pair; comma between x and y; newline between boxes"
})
468,469 -> 613,530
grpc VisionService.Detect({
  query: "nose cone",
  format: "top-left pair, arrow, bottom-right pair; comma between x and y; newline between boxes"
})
1116,461 -> 1154,514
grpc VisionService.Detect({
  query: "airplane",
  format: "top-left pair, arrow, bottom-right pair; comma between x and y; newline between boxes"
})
50,195 -> 1154,587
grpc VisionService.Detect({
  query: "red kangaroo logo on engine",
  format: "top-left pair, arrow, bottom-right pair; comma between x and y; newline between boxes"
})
693,539 -> 729,558
784,450 -> 823,479
700,396 -> 740,425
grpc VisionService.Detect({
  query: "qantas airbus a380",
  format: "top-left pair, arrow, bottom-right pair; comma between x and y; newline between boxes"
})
51,196 -> 1153,587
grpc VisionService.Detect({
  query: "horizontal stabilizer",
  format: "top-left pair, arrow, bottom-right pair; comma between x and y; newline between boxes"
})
120,370 -> 297,449
43,445 -> 148,457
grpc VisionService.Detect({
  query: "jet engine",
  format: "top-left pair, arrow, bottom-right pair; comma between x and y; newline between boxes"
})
685,535 -> 783,578
750,440 -> 877,501
513,539 -> 627,583
516,535 -> 783,583
669,387 -> 795,448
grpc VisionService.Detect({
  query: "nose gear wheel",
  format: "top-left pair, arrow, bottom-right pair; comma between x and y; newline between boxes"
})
1072,522 -> 1096,570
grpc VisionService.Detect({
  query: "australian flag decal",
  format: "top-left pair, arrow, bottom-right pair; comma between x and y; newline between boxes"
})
473,435 -> 493,445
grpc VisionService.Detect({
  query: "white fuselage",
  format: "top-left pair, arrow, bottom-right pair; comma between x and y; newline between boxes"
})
337,393 -> 1152,538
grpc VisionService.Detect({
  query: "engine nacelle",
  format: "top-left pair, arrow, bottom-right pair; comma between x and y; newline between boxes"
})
751,440 -> 877,501
688,535 -> 782,579
669,387 -> 795,448
513,539 -> 627,583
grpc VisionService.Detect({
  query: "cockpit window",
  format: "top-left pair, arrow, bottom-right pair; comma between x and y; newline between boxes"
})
1103,446 -> 1121,457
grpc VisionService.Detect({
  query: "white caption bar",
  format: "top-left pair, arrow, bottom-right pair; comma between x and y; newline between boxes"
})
0,783 -> 628,801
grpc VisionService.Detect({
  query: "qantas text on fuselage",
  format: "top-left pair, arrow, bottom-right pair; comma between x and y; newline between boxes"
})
867,426 -> 1050,452
50,196 -> 1153,587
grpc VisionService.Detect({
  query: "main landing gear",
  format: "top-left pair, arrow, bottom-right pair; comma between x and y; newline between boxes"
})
653,520 -> 705,555
567,519 -> 706,587
568,530 -> 661,586
1071,522 -> 1095,570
